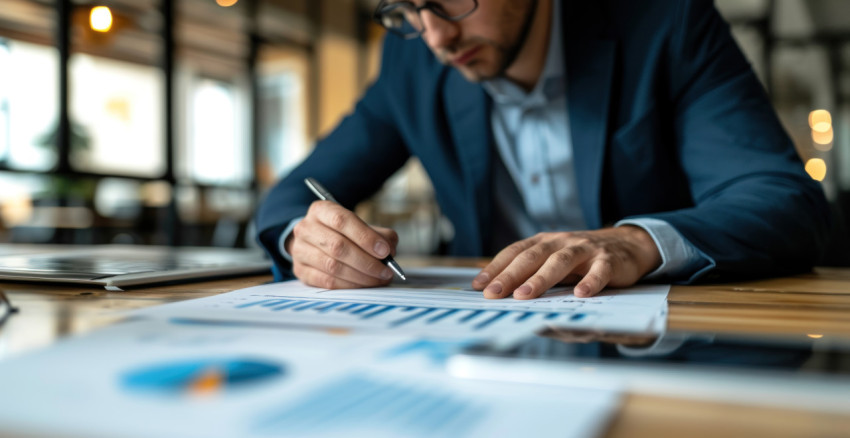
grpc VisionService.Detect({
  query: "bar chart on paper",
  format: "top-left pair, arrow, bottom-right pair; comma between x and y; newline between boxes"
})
223,297 -> 595,334
132,267 -> 669,337
254,373 -> 486,437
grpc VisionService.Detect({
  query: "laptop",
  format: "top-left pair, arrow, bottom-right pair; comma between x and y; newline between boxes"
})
0,245 -> 271,290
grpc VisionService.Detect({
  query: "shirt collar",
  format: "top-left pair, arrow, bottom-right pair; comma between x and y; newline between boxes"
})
483,0 -> 564,107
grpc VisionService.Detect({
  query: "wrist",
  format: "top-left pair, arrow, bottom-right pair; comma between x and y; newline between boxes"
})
620,225 -> 662,275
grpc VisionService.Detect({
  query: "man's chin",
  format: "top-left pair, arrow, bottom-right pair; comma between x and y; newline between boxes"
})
454,63 -> 499,83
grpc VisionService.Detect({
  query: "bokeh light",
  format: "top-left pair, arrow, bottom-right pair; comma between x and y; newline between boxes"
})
812,127 -> 834,147
89,6 -> 113,33
808,109 -> 832,132
805,158 -> 827,181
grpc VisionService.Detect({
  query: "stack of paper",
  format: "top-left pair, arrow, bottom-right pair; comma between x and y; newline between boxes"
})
0,320 -> 620,438
0,267 -> 669,438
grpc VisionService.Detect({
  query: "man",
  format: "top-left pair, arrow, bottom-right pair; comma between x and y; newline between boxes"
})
256,0 -> 829,299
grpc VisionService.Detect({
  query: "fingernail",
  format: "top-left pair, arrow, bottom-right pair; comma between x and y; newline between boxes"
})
484,282 -> 502,296
515,284 -> 532,296
574,285 -> 588,297
473,272 -> 490,285
374,241 -> 389,258
380,268 -> 393,280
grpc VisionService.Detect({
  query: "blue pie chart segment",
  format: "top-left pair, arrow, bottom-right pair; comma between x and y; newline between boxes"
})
121,358 -> 285,395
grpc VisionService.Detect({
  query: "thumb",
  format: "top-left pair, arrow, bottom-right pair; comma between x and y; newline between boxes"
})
372,226 -> 399,255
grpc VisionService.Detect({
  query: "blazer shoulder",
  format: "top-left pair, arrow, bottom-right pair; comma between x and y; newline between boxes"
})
378,33 -> 447,84
599,0 -> 707,22
590,0 -> 725,44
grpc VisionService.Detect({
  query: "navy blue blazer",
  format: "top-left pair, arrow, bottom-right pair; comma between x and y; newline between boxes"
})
257,0 -> 829,282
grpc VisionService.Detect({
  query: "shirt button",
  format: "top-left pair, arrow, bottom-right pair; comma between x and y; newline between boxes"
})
531,174 -> 540,184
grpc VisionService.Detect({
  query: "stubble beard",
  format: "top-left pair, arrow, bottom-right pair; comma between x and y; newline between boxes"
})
435,0 -> 539,82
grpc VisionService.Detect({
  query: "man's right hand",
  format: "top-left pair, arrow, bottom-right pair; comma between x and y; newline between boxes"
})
286,200 -> 399,289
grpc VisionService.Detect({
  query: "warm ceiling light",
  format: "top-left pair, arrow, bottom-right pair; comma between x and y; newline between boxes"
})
216,0 -> 239,6
805,158 -> 827,181
812,122 -> 832,133
807,334 -> 824,339
812,127 -> 834,145
808,109 -> 832,131
90,6 -> 113,32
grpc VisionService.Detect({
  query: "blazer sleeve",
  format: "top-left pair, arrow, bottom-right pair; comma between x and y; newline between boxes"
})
639,0 -> 830,281
255,36 -> 411,279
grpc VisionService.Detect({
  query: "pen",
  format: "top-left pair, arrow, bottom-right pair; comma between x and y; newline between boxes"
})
304,177 -> 407,281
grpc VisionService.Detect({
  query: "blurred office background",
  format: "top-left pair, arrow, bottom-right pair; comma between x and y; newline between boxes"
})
0,0 -> 848,261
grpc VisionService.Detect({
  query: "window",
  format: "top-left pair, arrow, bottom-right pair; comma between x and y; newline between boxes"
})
0,42 -> 9,163
68,53 -> 165,177
184,77 -> 250,186
258,47 -> 310,185
0,38 -> 58,171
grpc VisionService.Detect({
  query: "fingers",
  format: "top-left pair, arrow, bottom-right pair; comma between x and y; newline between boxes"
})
309,201 -> 393,260
293,219 -> 394,284
481,239 -> 591,300
287,201 -> 399,289
512,248 -> 591,300
574,258 -> 614,298
473,230 -> 643,300
472,236 -> 539,291
293,261 -> 371,290
372,226 -> 399,256
291,238 -> 393,288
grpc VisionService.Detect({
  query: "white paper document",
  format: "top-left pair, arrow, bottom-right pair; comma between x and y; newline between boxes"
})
133,267 -> 670,338
0,320 -> 620,438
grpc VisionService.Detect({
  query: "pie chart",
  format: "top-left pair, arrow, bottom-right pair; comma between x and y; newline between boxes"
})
121,357 -> 285,396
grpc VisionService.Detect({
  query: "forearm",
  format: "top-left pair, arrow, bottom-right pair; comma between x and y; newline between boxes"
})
638,175 -> 829,280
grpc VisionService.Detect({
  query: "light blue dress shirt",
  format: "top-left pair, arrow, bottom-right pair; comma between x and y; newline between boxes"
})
482,0 -> 709,280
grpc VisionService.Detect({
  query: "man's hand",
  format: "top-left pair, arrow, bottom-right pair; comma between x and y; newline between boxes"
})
286,201 -> 398,289
471,226 -> 662,299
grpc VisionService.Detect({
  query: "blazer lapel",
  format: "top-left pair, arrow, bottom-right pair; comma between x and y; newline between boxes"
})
564,4 -> 617,229
443,69 -> 492,254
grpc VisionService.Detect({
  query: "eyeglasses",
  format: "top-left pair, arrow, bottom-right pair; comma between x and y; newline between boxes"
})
373,0 -> 479,39
0,290 -> 19,329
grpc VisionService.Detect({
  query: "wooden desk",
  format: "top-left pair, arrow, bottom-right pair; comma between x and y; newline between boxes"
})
1,261 -> 849,438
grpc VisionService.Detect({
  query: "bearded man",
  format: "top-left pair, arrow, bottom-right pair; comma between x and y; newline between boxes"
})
256,0 -> 829,299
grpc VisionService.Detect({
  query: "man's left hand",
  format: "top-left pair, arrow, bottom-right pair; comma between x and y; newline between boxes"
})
472,226 -> 662,299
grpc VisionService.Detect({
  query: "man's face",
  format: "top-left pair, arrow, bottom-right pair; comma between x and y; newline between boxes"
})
417,0 -> 537,82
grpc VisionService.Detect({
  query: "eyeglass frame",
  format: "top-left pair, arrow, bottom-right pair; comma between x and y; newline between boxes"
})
0,290 -> 19,328
373,0 -> 480,39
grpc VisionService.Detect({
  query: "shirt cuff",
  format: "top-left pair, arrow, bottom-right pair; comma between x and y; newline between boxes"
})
615,218 -> 713,281
277,217 -> 305,263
